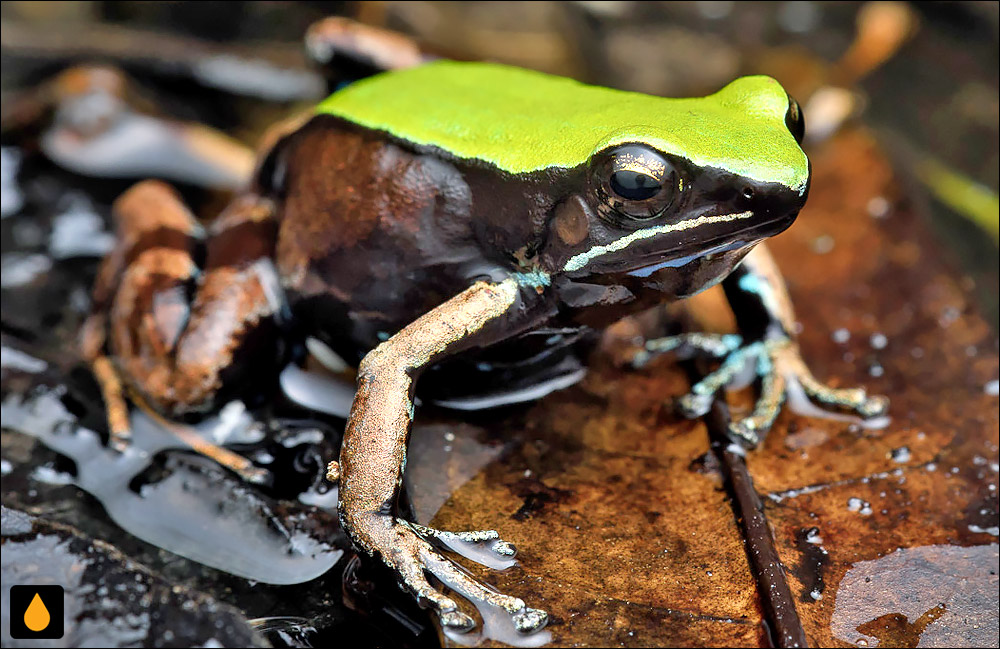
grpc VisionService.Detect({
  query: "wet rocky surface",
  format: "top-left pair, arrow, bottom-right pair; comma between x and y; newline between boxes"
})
2,3 -> 998,648
1,505 -> 267,647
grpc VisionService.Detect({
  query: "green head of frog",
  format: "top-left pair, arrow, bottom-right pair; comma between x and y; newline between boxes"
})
317,61 -> 809,287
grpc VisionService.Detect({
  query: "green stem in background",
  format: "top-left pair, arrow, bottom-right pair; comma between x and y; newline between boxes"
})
914,154 -> 999,244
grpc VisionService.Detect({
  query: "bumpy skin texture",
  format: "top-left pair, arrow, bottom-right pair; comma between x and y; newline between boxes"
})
87,182 -> 281,416
86,65 -> 887,635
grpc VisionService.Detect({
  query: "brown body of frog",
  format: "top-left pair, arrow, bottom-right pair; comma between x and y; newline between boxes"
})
250,114 -> 801,407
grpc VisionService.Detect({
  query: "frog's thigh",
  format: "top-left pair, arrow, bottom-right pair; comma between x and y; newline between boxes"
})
103,182 -> 280,415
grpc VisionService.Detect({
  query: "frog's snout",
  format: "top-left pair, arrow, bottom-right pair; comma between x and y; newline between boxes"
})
740,177 -> 809,222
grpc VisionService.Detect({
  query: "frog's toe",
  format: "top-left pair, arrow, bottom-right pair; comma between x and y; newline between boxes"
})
413,529 -> 549,637
673,341 -> 762,419
439,608 -> 477,632
513,607 -> 549,633
633,333 -> 742,368
677,391 -> 714,418
857,394 -> 890,418
491,538 -> 517,558
778,349 -> 890,422
411,524 -> 518,567
728,418 -> 765,447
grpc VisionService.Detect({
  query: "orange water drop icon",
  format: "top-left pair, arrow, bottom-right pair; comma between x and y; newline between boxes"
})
24,592 -> 51,632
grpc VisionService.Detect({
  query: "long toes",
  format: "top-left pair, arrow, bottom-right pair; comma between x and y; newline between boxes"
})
513,607 -> 549,633
457,530 -> 517,558
451,529 -> 500,543
415,526 -> 518,559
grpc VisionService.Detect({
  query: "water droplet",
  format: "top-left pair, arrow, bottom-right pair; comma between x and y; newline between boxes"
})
889,446 -> 911,463
24,592 -> 50,632
810,234 -> 835,254
866,196 -> 890,219
832,328 -> 851,344
847,497 -> 872,516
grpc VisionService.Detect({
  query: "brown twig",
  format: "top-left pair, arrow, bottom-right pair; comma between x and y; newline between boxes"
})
703,397 -> 808,648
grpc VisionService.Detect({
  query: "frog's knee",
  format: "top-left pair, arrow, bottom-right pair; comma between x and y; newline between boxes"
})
112,180 -> 203,238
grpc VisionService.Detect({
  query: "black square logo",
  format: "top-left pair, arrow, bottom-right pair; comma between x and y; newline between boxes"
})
8,585 -> 65,639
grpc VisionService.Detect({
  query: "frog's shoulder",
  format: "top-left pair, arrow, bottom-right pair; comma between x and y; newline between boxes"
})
315,61 -> 807,192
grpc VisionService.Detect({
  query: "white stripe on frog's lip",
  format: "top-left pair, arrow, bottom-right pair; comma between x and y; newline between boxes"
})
562,210 -> 754,273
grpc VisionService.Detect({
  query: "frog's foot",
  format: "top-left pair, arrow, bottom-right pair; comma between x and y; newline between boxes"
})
358,518 -> 548,635
643,334 -> 889,446
410,523 -> 519,570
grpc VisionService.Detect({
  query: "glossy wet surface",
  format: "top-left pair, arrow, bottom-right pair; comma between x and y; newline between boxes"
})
2,3 -> 998,648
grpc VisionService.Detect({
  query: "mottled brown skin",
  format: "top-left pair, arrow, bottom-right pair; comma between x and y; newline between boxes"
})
86,182 -> 281,416
86,111 -> 886,634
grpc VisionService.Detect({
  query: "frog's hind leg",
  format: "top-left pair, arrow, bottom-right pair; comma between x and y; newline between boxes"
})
82,180 -> 280,483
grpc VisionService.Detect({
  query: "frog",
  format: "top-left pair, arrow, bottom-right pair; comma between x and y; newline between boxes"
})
81,58 -> 889,635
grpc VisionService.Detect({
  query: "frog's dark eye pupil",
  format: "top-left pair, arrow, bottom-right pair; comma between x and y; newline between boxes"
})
590,143 -> 678,224
610,170 -> 661,201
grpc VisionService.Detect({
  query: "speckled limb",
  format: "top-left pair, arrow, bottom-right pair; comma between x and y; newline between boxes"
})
337,278 -> 548,634
98,182 -> 281,415
727,345 -> 787,446
676,341 -> 766,419
728,247 -> 888,423
410,523 -> 518,559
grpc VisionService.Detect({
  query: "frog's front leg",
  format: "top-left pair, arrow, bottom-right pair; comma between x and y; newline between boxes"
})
637,244 -> 888,446
334,278 -> 548,634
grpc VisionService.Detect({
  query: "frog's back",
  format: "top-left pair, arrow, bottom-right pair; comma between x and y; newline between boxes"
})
316,60 -> 806,191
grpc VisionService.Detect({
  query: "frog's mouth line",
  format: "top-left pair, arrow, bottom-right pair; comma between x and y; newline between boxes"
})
562,210 -> 755,273
620,209 -> 798,278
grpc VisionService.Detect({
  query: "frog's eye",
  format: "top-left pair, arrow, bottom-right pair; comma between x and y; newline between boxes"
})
592,144 -> 676,223
786,96 -> 805,145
